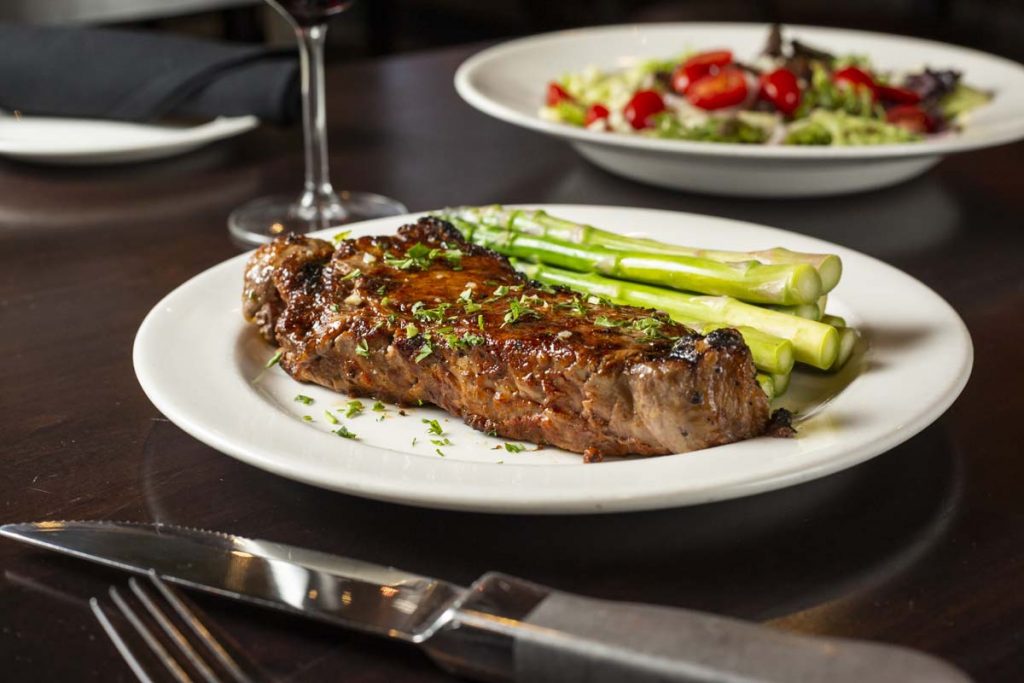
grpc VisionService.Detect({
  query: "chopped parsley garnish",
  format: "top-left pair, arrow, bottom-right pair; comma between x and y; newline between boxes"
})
594,316 -> 626,328
384,242 -> 463,272
376,285 -> 388,295
414,340 -> 433,363
557,297 -> 588,317
459,285 -> 483,313
477,314 -> 485,330
265,350 -> 283,368
405,322 -> 419,339
332,230 -> 352,243
444,249 -> 463,270
412,437 -> 418,446
294,394 -> 314,405
504,443 -> 526,453
502,299 -> 539,326
384,243 -> 433,270
411,301 -> 450,322
492,285 -> 510,297
302,415 -> 313,422
632,316 -> 666,339
422,418 -> 444,436
355,339 -> 370,358
340,268 -> 362,281
435,448 -> 446,458
431,437 -> 452,447
345,400 -> 364,418
439,329 -> 458,348
535,281 -> 556,294
329,304 -> 340,313
334,425 -> 358,439
458,332 -> 485,348
372,401 -> 386,412
324,411 -> 339,425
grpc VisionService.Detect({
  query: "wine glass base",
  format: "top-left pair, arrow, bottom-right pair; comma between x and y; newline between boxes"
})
228,191 -> 408,248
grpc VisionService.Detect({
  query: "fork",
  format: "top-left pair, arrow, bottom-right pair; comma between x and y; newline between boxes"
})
90,571 -> 260,683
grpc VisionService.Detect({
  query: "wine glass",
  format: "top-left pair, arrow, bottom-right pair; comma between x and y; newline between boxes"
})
229,0 -> 407,247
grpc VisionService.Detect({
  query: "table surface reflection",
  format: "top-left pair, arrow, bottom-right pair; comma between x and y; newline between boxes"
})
1,45 -> 1022,682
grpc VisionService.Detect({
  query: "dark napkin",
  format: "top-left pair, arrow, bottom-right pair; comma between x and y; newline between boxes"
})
0,23 -> 299,124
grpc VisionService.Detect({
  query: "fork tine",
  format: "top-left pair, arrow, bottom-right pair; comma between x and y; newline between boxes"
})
108,585 -> 194,683
130,577 -> 221,683
90,597 -> 161,683
145,572 -> 254,683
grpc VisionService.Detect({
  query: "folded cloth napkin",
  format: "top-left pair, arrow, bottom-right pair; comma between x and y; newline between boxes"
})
0,23 -> 299,124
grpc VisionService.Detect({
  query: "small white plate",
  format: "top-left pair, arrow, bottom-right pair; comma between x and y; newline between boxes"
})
0,115 -> 258,165
133,205 -> 972,514
455,24 -> 1024,197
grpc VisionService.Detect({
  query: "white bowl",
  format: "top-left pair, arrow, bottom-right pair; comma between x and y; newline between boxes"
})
455,23 -> 1024,197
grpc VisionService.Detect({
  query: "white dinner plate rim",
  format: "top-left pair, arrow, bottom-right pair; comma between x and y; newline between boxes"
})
0,115 -> 259,160
454,22 -> 1024,160
133,205 -> 973,514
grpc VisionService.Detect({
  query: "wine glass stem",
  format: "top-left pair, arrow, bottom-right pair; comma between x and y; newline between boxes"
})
296,23 -> 338,216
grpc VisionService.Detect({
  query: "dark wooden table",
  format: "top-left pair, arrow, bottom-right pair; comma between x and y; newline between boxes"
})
2,44 -> 1023,682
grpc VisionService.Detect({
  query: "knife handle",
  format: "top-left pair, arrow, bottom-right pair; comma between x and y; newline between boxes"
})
422,573 -> 970,683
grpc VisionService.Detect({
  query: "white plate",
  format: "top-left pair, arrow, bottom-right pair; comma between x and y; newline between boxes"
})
133,205 -> 972,514
0,115 -> 258,165
455,24 -> 1024,197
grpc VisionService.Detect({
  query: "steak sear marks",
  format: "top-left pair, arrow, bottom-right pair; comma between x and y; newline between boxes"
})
242,217 -> 771,458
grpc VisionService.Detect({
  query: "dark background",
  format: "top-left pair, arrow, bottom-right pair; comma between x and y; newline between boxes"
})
2,2 -> 1023,682
40,0 -> 1024,64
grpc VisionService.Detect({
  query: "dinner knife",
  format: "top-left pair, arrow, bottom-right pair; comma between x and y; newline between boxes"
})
1,521 -> 969,683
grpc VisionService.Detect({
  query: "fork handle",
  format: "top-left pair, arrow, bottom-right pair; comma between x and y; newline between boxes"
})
423,573 -> 971,683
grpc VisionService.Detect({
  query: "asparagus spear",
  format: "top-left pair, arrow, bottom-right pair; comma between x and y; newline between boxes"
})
771,371 -> 791,396
456,220 -> 823,306
822,314 -> 846,328
831,327 -> 859,371
513,260 -> 793,373
767,301 -> 823,320
445,206 -> 843,293
517,261 -> 838,370
817,315 -> 857,370
757,374 -> 776,400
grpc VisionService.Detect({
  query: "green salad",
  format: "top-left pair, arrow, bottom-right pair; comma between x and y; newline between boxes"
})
541,25 -> 991,146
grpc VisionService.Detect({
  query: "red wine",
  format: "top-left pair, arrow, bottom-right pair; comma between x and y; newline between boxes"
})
276,0 -> 354,25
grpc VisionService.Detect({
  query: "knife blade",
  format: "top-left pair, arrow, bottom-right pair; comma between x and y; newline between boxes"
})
1,520 -> 971,683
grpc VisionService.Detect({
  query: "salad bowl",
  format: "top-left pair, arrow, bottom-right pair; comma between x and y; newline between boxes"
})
455,23 -> 1024,197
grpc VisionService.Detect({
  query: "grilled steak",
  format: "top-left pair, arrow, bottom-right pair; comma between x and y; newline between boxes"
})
243,217 -> 771,460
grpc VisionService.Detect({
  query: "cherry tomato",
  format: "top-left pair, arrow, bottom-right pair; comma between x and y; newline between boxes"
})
886,104 -> 934,133
546,82 -> 574,106
685,68 -> 749,110
759,68 -> 801,115
670,50 -> 733,95
623,90 -> 666,129
833,66 -> 876,98
584,103 -> 610,126
876,84 -> 921,105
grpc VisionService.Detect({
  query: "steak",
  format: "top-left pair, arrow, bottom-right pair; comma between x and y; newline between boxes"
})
243,217 -> 771,460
